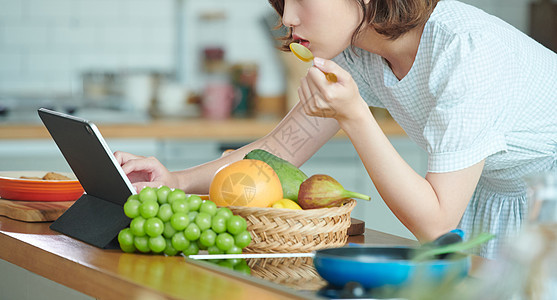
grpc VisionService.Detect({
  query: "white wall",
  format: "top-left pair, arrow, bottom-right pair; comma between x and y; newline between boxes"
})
0,0 -> 176,95
0,0 -> 536,99
0,0 -> 281,99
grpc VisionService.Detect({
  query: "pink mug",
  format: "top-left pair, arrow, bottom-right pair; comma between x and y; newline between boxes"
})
202,82 -> 235,120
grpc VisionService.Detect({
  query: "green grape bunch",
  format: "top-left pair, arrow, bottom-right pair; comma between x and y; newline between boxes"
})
118,186 -> 252,257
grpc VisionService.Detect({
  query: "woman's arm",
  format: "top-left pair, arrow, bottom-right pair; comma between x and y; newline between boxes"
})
116,101 -> 340,194
302,58 -> 484,242
176,101 -> 340,194
341,107 -> 484,241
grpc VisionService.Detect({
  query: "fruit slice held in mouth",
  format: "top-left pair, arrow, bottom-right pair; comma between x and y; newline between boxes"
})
289,42 -> 338,82
289,42 -> 314,62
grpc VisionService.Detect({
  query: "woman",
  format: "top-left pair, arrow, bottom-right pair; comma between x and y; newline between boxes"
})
116,0 -> 557,258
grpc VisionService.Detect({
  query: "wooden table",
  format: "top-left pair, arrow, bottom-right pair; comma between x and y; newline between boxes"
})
0,216 -> 417,300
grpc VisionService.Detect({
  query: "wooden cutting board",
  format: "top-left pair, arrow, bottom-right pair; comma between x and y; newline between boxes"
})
0,198 -> 74,222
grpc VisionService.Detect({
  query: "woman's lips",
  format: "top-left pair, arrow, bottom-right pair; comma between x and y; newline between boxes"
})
292,35 -> 310,48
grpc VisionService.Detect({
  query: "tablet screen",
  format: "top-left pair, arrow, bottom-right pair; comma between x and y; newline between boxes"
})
38,108 -> 136,205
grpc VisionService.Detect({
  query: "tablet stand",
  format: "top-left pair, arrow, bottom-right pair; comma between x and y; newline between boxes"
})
50,194 -> 131,249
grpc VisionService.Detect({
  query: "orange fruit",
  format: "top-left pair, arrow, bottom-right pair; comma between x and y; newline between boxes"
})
209,159 -> 283,207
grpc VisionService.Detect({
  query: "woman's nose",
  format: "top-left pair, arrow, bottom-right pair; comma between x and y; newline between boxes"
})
282,0 -> 300,28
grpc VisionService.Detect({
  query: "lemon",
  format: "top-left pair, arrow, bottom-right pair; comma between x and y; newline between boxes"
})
271,199 -> 302,210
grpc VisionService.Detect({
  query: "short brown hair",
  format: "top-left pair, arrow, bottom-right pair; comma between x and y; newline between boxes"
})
268,0 -> 439,51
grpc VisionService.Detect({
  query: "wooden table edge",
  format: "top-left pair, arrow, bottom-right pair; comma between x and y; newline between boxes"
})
0,216 -> 314,300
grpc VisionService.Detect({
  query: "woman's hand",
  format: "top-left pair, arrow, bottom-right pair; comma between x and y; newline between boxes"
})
297,57 -> 369,123
114,151 -> 179,192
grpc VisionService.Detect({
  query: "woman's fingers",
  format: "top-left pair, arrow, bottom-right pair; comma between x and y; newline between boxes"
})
298,58 -> 360,120
313,57 -> 345,83
113,151 -> 143,165
307,69 -> 337,115
298,67 -> 338,118
120,156 -> 160,177
114,153 -> 180,193
114,151 -> 154,183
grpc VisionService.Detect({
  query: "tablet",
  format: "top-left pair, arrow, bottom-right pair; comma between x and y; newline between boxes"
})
38,108 -> 136,248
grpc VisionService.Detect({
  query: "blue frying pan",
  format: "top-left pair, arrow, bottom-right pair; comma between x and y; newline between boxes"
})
313,246 -> 469,289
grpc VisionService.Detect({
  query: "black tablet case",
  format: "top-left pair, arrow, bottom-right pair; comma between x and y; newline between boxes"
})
38,108 -> 134,249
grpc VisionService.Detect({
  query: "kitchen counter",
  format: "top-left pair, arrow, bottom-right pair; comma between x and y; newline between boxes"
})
0,215 -> 417,299
0,118 -> 405,140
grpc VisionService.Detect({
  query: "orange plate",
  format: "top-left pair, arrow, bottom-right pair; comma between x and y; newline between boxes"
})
0,171 -> 84,202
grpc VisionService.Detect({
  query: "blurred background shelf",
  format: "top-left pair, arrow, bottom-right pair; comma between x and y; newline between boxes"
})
0,116 -> 405,140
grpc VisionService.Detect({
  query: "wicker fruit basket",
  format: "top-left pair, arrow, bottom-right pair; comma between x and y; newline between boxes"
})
228,199 -> 356,253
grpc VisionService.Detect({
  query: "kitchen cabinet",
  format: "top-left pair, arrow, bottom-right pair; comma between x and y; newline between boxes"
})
159,139 -> 223,171
0,138 -> 158,173
0,259 -> 92,300
0,139 -> 72,172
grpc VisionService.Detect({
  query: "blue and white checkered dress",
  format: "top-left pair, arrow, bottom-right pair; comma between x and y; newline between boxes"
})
333,0 -> 557,259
